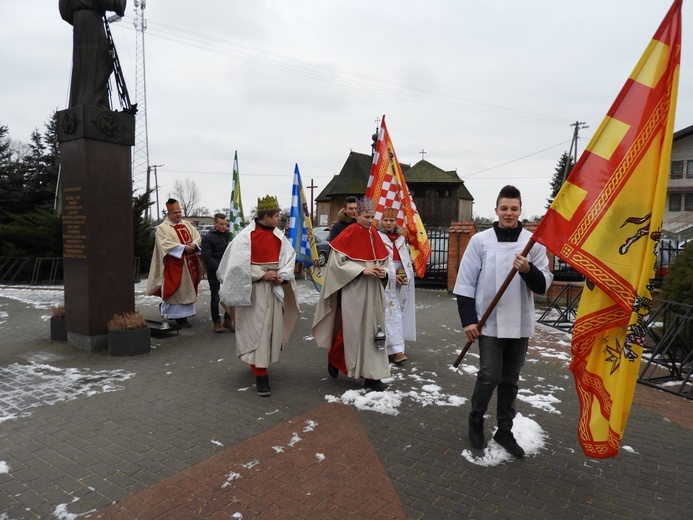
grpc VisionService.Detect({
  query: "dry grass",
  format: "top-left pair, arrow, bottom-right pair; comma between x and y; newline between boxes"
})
51,305 -> 65,319
108,311 -> 148,331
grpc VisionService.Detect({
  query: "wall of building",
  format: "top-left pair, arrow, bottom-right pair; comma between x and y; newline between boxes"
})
665,133 -> 693,239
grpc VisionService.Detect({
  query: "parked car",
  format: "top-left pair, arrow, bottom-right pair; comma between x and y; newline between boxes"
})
315,237 -> 331,266
197,224 -> 214,237
313,227 -> 331,242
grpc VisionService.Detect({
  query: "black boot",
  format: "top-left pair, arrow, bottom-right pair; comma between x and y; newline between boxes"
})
468,413 -> 484,450
256,375 -> 271,397
364,379 -> 388,392
176,318 -> 192,328
493,429 -> 524,458
327,361 -> 339,378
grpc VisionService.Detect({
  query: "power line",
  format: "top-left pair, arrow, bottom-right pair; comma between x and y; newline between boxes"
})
162,139 -> 576,182
112,16 -> 574,127
460,139 -> 574,178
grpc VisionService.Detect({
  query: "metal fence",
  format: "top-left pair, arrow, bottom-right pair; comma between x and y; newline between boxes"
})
655,239 -> 686,287
547,238 -> 687,284
420,228 -> 448,288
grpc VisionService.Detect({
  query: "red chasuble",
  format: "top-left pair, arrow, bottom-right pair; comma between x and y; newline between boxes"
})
330,223 -> 388,262
250,224 -> 281,264
162,223 -> 202,300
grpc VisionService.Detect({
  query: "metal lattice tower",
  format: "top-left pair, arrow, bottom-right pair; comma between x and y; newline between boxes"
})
132,0 -> 150,215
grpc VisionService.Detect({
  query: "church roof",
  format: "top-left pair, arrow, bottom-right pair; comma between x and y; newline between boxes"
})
315,151 -> 371,201
405,160 -> 473,201
405,160 -> 460,184
315,151 -> 474,201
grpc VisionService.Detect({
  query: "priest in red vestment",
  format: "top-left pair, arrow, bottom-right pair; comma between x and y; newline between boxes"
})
147,199 -> 203,328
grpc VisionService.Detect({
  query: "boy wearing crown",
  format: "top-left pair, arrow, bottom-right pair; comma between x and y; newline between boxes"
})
217,195 -> 300,396
313,197 -> 391,392
376,206 -> 416,364
147,198 -> 203,327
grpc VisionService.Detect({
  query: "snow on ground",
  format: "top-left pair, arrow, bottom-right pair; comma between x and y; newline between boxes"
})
0,284 -> 643,472
0,286 -> 64,314
220,420 -> 318,489
0,362 -> 135,423
461,413 -> 548,466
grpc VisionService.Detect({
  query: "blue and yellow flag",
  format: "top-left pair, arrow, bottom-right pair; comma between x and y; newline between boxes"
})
288,164 -> 323,292
229,151 -> 245,239
532,0 -> 681,458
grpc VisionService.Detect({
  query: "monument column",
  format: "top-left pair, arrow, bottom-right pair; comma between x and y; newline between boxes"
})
57,106 -> 136,351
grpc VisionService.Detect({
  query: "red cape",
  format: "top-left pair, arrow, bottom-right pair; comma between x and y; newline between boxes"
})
330,223 -> 388,261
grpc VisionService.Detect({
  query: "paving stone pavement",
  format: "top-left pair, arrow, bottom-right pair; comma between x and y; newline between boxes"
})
0,280 -> 692,519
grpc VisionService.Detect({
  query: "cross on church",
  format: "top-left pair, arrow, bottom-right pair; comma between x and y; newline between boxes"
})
420,149 -> 427,161
307,178 -> 318,222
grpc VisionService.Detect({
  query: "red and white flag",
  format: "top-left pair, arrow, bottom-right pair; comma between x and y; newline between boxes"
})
367,115 -> 431,277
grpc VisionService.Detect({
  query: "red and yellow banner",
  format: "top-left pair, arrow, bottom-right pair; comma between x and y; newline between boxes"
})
533,0 -> 681,458
367,115 -> 431,277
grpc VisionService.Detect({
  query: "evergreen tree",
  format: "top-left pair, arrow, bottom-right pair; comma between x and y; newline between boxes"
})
0,209 -> 62,257
133,189 -> 155,273
0,124 -> 26,220
546,152 -> 574,209
661,243 -> 693,306
24,112 -> 60,212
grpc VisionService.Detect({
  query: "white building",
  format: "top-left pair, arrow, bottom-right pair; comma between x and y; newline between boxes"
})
664,125 -> 693,241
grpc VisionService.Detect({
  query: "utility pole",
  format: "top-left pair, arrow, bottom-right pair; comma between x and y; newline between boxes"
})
132,0 -> 150,198
307,178 -> 318,223
562,121 -> 589,184
151,164 -> 164,223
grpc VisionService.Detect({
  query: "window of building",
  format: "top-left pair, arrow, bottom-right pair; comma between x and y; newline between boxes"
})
669,193 -> 682,211
671,160 -> 684,179
685,192 -> 693,212
687,161 -> 693,178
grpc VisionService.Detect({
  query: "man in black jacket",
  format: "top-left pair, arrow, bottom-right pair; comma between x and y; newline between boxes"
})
202,214 -> 233,333
327,196 -> 359,241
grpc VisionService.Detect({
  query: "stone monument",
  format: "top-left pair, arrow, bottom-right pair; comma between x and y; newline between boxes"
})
58,0 -> 137,351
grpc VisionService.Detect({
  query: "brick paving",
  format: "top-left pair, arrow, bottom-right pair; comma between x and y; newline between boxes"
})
0,281 -> 692,519
93,403 -> 406,519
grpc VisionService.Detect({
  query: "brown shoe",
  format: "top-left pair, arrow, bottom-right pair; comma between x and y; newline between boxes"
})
213,321 -> 223,333
393,352 -> 408,364
223,318 -> 235,332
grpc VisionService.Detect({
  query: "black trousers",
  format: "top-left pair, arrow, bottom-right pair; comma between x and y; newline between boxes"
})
470,336 -> 528,431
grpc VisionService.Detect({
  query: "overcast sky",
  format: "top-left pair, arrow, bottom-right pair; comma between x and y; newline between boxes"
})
1,0 -> 690,221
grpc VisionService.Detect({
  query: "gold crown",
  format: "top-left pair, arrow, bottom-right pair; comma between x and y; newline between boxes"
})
257,195 -> 280,212
382,207 -> 398,219
357,197 -> 375,213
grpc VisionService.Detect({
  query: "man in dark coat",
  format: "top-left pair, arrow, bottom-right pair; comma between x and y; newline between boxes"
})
202,214 -> 233,333
327,196 -> 358,241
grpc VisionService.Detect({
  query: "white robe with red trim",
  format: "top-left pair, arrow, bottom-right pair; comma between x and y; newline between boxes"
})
378,230 -> 416,354
146,218 -> 202,319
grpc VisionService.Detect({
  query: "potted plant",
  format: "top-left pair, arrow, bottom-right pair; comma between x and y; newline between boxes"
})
50,304 -> 68,342
107,311 -> 151,357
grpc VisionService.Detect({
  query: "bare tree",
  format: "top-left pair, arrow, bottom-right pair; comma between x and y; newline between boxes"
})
171,177 -> 201,216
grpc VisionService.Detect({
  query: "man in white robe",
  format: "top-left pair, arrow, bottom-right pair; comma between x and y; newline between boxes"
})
453,185 -> 553,458
217,195 -> 300,397
377,207 -> 416,364
147,199 -> 202,327
313,197 -> 391,392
